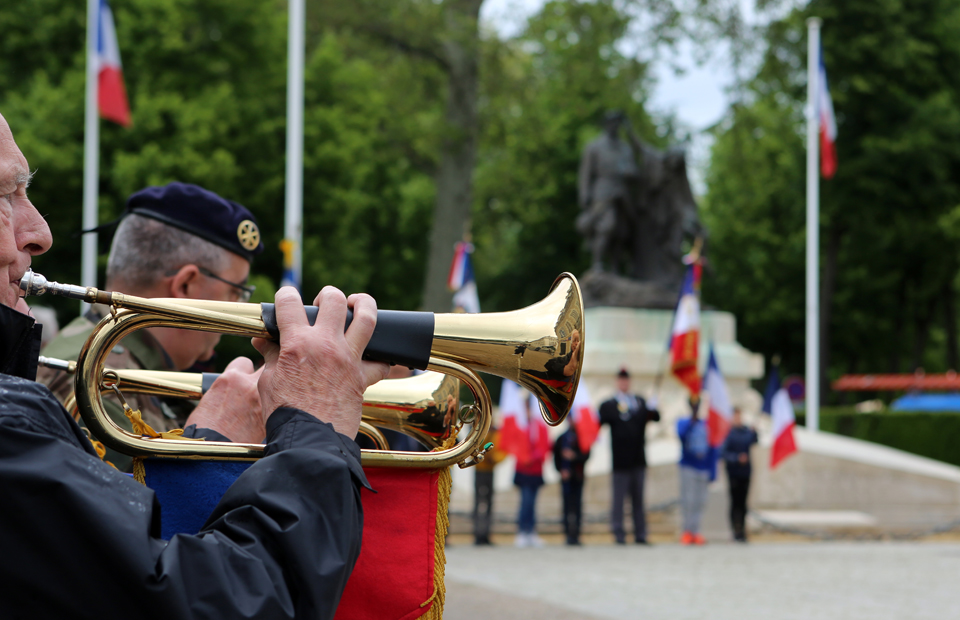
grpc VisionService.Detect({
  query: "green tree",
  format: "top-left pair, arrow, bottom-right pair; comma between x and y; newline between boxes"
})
703,0 -> 960,399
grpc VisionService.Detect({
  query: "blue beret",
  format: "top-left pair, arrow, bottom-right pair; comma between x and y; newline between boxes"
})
125,182 -> 264,262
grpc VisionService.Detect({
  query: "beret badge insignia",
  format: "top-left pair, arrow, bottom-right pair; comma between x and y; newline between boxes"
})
237,220 -> 260,251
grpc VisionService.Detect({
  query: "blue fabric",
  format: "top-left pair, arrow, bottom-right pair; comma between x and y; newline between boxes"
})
144,458 -> 252,539
677,418 -> 718,481
762,365 -> 781,415
517,483 -> 540,534
892,393 -> 960,411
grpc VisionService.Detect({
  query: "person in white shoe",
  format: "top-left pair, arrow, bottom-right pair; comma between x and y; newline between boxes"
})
512,392 -> 550,548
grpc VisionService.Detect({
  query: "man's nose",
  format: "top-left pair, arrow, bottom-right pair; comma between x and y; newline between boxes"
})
18,200 -> 52,256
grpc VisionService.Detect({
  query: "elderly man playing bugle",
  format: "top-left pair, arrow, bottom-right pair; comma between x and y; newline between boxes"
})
0,111 -> 388,618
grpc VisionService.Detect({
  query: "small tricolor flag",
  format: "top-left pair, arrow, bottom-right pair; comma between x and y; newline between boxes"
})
448,241 -> 479,314
669,261 -> 702,396
762,363 -> 798,469
97,0 -> 132,127
818,46 -> 837,179
498,380 -> 549,464
570,380 -> 600,454
703,346 -> 732,447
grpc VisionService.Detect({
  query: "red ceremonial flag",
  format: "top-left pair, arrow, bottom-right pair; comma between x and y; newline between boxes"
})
97,0 -> 132,127
570,380 -> 600,454
669,261 -> 702,396
703,346 -> 733,447
818,46 -> 837,179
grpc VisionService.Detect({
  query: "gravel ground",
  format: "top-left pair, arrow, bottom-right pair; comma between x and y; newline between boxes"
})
442,541 -> 960,620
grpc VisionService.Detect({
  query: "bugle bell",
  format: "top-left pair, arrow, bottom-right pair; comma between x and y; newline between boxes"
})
21,270 -> 584,469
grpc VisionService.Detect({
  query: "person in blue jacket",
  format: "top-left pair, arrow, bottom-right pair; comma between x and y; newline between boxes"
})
721,407 -> 758,542
676,397 -> 717,545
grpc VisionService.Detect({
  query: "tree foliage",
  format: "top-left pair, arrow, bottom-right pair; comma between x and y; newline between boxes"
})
703,0 -> 960,397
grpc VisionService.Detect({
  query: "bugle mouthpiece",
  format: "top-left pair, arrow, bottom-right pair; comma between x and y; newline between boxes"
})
20,270 -> 98,302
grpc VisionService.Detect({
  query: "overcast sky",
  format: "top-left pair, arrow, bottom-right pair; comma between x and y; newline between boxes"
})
480,0 -> 758,193
480,0 -> 735,129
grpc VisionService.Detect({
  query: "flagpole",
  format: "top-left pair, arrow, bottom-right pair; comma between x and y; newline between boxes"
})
805,17 -> 821,432
81,0 -> 100,310
284,0 -> 305,291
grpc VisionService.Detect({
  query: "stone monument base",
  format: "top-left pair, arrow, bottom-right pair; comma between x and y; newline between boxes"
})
580,306 -> 764,433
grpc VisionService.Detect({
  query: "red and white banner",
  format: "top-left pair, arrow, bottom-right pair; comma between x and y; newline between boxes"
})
570,380 -> 600,454
703,347 -> 732,447
97,0 -> 132,127
669,261 -> 702,396
770,389 -> 798,469
818,48 -> 836,179
498,380 -> 549,464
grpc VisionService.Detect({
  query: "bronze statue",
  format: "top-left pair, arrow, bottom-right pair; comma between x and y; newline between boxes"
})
577,110 -> 705,308
577,111 -> 642,274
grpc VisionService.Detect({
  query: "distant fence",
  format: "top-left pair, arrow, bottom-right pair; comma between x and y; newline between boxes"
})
796,409 -> 960,467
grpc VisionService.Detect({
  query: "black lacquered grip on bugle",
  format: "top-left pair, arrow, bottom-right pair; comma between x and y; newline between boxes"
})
259,304 -> 436,370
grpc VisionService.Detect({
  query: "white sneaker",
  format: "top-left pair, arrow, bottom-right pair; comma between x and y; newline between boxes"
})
514,532 -> 530,548
528,533 -> 545,548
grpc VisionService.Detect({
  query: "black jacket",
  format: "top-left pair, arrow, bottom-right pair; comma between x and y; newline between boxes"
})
553,427 -> 590,482
0,303 -> 368,619
599,393 -> 660,470
721,424 -> 759,479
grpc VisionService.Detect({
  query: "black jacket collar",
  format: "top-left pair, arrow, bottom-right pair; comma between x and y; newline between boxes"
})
0,303 -> 42,381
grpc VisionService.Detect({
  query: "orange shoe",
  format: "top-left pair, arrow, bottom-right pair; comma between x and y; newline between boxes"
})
692,533 -> 706,545
680,531 -> 694,545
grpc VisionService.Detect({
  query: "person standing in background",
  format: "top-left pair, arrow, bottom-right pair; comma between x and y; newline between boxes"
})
513,393 -> 551,548
553,421 -> 590,545
473,425 -> 505,545
721,407 -> 758,542
677,398 -> 717,545
599,368 -> 660,545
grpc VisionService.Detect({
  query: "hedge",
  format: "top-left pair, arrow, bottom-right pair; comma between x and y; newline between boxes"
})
796,409 -> 960,467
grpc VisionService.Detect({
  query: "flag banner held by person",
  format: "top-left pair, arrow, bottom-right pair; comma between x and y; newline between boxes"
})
447,241 -> 479,313
570,379 -> 600,453
703,346 -> 732,447
669,260 -> 702,396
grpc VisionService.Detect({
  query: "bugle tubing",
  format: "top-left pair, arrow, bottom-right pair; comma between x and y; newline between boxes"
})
38,357 -> 456,451
21,271 -> 583,468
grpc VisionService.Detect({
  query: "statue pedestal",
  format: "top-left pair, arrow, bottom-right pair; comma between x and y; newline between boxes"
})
581,306 -> 765,432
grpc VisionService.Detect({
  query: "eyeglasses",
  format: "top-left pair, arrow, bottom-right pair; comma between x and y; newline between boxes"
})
164,266 -> 256,302
196,266 -> 256,302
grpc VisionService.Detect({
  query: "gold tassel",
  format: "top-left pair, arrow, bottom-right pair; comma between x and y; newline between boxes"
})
418,467 -> 451,619
132,457 -> 146,485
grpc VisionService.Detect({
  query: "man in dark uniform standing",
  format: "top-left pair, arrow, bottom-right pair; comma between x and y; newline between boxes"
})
37,183 -> 265,469
0,110 -> 388,618
599,367 -> 660,544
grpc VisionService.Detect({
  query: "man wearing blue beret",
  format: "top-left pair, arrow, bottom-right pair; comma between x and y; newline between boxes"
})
38,182 -> 267,469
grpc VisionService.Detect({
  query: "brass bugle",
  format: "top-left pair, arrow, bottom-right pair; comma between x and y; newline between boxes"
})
38,357 -> 457,451
21,270 -> 584,468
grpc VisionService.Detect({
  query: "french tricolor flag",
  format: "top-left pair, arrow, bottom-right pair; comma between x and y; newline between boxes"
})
762,364 -> 798,469
669,261 -> 702,396
447,241 -> 479,313
570,380 -> 600,454
97,0 -> 132,127
818,47 -> 836,179
498,380 -> 549,464
703,346 -> 732,447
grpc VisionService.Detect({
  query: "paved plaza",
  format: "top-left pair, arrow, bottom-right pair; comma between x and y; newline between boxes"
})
443,541 -> 960,620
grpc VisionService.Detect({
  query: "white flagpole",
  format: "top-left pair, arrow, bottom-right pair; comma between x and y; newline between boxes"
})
82,0 -> 100,310
805,17 -> 821,432
284,0 -> 305,290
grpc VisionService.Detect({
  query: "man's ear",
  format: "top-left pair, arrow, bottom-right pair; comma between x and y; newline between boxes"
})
167,264 -> 201,299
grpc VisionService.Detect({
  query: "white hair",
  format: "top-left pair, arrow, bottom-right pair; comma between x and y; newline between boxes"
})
106,214 -> 231,291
